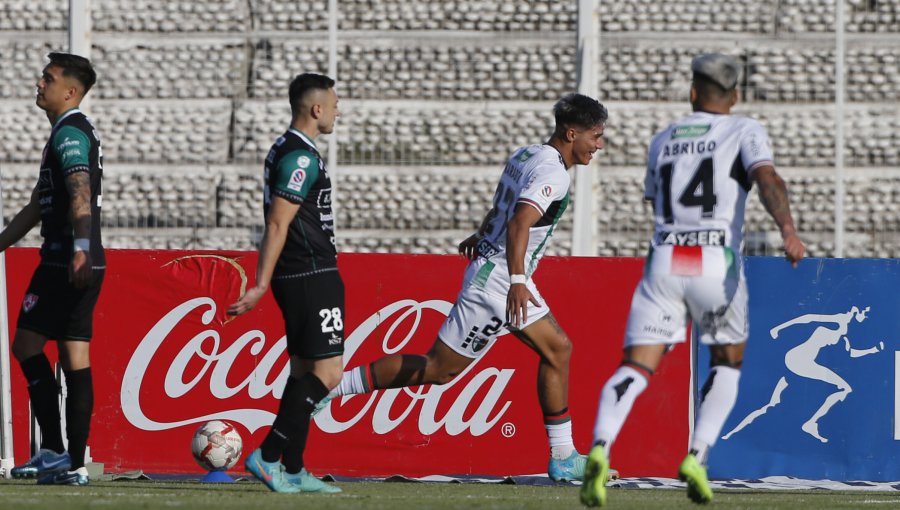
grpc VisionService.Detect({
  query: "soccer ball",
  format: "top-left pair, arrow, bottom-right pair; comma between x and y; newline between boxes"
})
191,420 -> 243,471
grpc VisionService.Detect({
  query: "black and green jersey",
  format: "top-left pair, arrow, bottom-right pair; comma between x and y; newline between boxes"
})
38,108 -> 104,267
264,128 -> 336,277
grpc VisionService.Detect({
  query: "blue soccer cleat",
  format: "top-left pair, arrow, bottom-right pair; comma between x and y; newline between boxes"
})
10,449 -> 71,479
580,444 -> 609,507
244,448 -> 301,493
679,453 -> 713,504
37,466 -> 89,486
283,468 -> 342,493
548,449 -> 588,482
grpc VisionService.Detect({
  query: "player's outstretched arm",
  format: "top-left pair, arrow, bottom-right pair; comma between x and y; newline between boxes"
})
228,196 -> 300,316
752,165 -> 805,267
0,183 -> 41,252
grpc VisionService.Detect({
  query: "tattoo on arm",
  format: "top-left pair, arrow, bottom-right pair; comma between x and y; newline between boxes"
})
65,171 -> 92,238
756,169 -> 795,233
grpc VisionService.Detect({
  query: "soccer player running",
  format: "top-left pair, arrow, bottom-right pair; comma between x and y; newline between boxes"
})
2,53 -> 104,486
580,53 -> 805,507
317,93 -> 608,481
227,73 -> 342,494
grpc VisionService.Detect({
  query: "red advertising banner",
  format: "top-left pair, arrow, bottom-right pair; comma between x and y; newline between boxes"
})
5,249 -> 689,477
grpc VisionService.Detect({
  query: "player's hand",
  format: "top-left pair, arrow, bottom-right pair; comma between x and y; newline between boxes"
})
506,282 -> 540,329
782,231 -> 805,268
227,286 -> 267,316
458,234 -> 481,260
68,250 -> 92,289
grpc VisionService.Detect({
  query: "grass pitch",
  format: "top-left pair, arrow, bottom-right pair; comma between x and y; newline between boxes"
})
0,478 -> 896,510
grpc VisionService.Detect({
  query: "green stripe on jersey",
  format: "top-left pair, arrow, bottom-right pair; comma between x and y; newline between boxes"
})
527,193 -> 570,276
473,260 -> 496,289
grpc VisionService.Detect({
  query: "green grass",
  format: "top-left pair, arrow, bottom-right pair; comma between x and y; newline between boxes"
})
0,479 -> 896,510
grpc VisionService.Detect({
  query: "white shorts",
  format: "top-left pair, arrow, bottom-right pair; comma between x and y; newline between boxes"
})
624,245 -> 748,347
438,257 -> 550,358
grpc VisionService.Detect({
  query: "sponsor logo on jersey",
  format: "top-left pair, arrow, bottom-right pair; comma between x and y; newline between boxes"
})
656,229 -> 726,247
297,155 -> 311,169
56,137 -> 81,149
541,185 -> 553,198
671,124 -> 710,139
317,189 -> 332,209
476,238 -> 500,259
287,169 -> 306,192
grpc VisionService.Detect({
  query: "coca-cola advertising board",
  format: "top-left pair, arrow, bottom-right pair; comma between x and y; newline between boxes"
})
5,249 -> 689,477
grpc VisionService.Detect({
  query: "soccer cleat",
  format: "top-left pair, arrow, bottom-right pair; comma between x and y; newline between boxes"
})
244,448 -> 301,493
310,393 -> 335,418
283,468 -> 342,493
579,445 -> 609,507
37,466 -> 89,486
678,453 -> 713,504
10,449 -> 71,479
548,450 -> 587,482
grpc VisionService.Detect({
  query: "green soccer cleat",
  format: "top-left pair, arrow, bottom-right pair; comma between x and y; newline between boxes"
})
678,453 -> 713,504
283,468 -> 342,493
579,444 -> 609,507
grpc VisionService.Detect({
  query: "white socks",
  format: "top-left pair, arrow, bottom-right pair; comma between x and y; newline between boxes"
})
691,365 -> 741,463
592,365 -> 649,451
545,410 -> 576,460
335,365 -> 371,396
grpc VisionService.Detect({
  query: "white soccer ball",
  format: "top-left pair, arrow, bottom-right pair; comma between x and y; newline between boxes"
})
191,420 -> 243,471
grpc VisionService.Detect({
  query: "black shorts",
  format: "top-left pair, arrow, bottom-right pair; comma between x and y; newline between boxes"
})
271,269 -> 345,359
17,264 -> 105,341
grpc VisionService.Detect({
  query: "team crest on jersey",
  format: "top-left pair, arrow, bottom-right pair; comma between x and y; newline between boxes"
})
296,155 -> 311,169
22,293 -> 38,313
541,185 -> 553,198
287,169 -> 306,192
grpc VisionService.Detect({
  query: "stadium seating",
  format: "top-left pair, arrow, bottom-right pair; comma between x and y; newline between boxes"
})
0,0 -> 897,257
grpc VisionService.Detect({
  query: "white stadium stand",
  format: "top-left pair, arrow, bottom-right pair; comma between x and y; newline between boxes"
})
0,0 -> 898,257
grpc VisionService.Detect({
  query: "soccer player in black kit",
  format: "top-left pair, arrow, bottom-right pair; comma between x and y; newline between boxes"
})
2,53 -> 105,486
228,73 -> 343,494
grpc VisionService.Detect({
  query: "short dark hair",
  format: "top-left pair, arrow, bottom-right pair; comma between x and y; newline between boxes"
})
47,52 -> 96,94
692,73 -> 733,102
553,93 -> 608,130
289,73 -> 335,115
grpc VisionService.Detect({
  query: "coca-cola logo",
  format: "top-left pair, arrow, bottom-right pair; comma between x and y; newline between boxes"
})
121,297 -> 514,437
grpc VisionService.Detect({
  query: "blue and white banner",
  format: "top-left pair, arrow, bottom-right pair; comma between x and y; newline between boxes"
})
704,257 -> 900,481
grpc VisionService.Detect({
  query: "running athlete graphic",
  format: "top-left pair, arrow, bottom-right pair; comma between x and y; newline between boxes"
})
315,93 -> 608,482
2,53 -> 104,486
722,306 -> 885,443
581,53 -> 805,507
228,73 -> 342,494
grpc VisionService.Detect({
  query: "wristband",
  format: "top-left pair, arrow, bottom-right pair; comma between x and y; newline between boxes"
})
73,238 -> 91,253
510,274 -> 527,285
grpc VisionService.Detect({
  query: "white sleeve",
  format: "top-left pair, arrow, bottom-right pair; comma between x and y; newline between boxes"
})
644,133 -> 664,200
517,165 -> 570,216
741,119 -> 775,173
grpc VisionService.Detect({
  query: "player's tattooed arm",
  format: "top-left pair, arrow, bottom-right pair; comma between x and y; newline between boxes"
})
65,171 -> 93,239
753,165 -> 805,266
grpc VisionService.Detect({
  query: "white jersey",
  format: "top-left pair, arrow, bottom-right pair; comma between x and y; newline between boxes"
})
476,144 -> 570,278
645,112 -> 774,254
